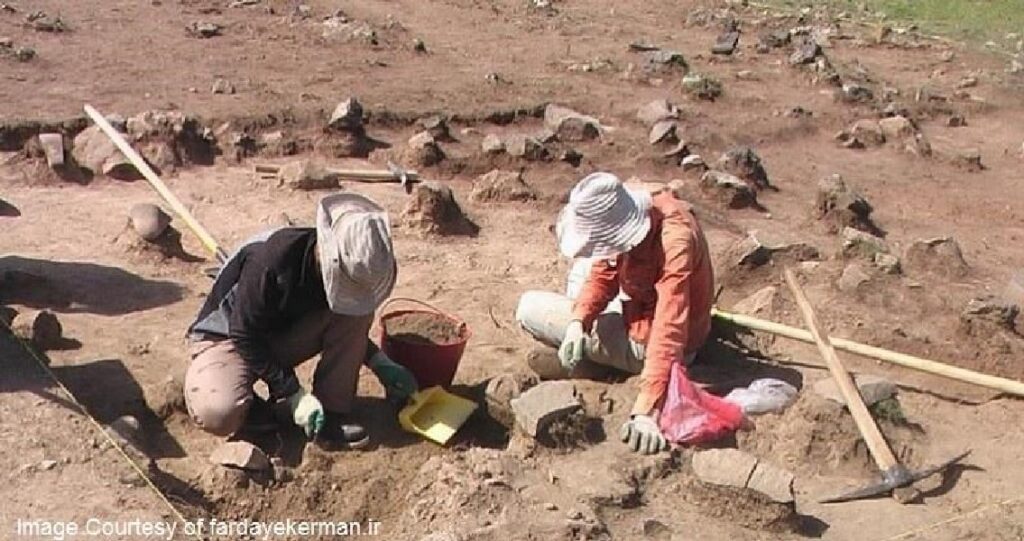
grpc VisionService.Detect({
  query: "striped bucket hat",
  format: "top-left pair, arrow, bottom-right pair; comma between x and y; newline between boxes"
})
556,172 -> 652,259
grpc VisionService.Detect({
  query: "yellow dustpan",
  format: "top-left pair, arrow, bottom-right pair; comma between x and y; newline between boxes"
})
399,386 -> 478,445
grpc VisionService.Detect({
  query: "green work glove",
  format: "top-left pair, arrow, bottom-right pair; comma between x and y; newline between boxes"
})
286,387 -> 325,438
368,352 -> 419,406
619,414 -> 668,455
558,320 -> 586,371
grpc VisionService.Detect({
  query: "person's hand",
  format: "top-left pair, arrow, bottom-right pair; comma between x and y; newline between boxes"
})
558,320 -> 586,371
619,414 -> 668,455
286,388 -> 325,438
368,353 -> 419,406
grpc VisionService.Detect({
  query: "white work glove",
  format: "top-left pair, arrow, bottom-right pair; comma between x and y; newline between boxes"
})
619,414 -> 668,455
286,388 -> 325,438
558,320 -> 586,371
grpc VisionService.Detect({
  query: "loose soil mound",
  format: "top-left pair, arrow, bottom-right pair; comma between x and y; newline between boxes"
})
385,312 -> 466,346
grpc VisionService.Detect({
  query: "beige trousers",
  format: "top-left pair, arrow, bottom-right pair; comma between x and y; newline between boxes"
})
184,310 -> 373,436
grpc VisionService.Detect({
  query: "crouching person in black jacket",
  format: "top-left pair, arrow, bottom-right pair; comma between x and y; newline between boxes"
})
184,193 -> 417,448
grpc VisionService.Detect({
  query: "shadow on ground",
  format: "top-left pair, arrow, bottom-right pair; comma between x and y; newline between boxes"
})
0,256 -> 184,315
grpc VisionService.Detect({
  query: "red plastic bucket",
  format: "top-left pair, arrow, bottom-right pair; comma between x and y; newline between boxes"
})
377,298 -> 471,389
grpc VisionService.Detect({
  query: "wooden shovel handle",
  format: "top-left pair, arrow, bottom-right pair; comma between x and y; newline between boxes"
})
783,268 -> 900,472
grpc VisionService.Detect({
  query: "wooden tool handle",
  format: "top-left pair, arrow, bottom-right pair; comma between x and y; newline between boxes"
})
84,105 -> 227,263
711,309 -> 1024,397
326,168 -> 419,182
783,269 -> 900,472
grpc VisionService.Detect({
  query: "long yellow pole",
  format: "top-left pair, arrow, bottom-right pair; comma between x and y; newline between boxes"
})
83,104 -> 228,263
712,307 -> 1024,398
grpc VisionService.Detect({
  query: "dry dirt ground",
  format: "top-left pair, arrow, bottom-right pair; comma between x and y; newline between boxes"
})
3,0 -> 1024,540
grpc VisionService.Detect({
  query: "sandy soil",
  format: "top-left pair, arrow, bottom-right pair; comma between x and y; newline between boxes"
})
3,0 -> 1024,539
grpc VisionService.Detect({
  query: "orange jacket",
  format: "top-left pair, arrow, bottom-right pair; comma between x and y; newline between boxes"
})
572,192 -> 715,415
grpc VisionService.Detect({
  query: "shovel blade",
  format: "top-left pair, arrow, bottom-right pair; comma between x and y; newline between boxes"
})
820,450 -> 972,504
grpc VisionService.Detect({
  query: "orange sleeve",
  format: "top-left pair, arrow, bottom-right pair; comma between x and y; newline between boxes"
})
632,218 -> 694,416
571,258 -> 620,331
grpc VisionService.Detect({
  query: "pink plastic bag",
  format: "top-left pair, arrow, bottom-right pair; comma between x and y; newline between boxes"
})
658,361 -> 746,445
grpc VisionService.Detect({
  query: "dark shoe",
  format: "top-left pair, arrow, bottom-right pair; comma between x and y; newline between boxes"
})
315,411 -> 370,450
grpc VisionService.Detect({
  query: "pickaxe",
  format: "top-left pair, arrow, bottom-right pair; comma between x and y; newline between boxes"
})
254,160 -> 419,193
783,269 -> 970,504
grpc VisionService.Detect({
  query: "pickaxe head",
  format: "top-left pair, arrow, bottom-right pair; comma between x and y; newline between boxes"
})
387,161 -> 414,194
820,450 -> 971,503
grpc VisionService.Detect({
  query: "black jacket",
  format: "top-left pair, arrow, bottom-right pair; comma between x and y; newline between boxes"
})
190,228 -> 358,400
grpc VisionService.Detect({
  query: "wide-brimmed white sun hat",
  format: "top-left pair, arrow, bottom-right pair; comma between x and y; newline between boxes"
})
316,193 -> 397,315
556,172 -> 652,259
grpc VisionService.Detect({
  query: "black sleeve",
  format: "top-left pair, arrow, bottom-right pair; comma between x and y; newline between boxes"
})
229,262 -> 300,401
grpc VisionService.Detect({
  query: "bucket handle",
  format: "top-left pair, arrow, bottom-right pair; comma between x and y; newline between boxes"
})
376,297 -> 468,335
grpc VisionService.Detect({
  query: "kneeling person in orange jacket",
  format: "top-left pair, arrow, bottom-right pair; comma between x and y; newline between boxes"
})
516,172 -> 715,454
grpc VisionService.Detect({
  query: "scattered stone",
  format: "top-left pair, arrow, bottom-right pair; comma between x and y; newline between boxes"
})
878,115 -> 915,140
641,518 -> 672,538
413,38 -> 427,53
129,203 -> 172,241
10,309 -> 62,349
838,262 -> 872,292
641,49 -> 689,73
949,148 -> 983,171
723,234 -> 771,268
961,296 -> 1019,331
509,381 -> 582,438
505,134 -> 548,161
904,237 -> 969,278
37,133 -> 64,168
760,30 -> 791,49
484,372 -> 537,428
680,154 -> 706,172
682,73 -> 723,100
480,134 -> 505,155
636,99 -> 679,126
12,46 -> 34,62
956,76 -> 979,89
211,78 -> 235,95
209,441 -> 271,472
418,114 -> 452,142
747,461 -> 795,503
543,105 -> 601,142
846,119 -> 885,147
903,133 -> 933,157
401,182 -> 478,236
72,125 -> 125,177
733,286 -> 782,317
712,31 -> 740,55
405,131 -> 446,167
150,374 -> 186,420
700,171 -> 757,209
812,374 -> 897,407
102,154 -> 143,181
784,106 -> 812,118
947,114 -> 967,127
838,83 -> 874,103
107,415 -> 144,450
560,148 -> 583,167
789,40 -> 822,65
660,141 -> 689,161
38,459 -> 58,471
717,146 -> 771,191
736,70 -> 757,81
816,174 -> 876,234
29,13 -> 67,33
187,21 -> 222,38
470,169 -> 537,203
691,449 -> 758,489
873,252 -> 901,274
276,160 -> 340,190
648,121 -> 678,145
842,227 -> 888,259
328,97 -> 364,132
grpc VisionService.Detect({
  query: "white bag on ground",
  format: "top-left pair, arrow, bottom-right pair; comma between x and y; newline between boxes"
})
724,378 -> 799,415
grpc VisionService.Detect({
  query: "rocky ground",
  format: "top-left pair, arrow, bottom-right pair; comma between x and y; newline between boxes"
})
3,0 -> 1024,540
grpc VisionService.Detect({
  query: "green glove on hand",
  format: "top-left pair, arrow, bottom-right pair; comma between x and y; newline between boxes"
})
368,352 -> 419,406
619,414 -> 668,455
286,388 -> 325,438
558,320 -> 586,371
